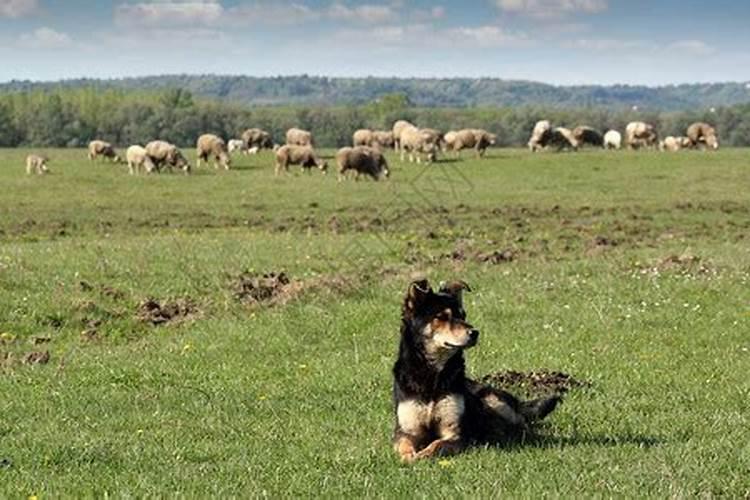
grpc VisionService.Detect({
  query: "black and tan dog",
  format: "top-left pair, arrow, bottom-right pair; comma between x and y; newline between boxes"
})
392,279 -> 560,463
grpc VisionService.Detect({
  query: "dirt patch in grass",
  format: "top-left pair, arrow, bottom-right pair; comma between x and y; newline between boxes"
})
229,271 -> 357,307
80,318 -> 102,341
480,370 -> 590,398
22,351 -> 50,365
136,298 -> 199,326
442,244 -> 517,265
476,249 -> 516,264
79,281 -> 127,301
231,271 -> 292,305
635,253 -> 716,277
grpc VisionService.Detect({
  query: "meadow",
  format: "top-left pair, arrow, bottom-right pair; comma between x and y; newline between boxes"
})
0,147 -> 749,497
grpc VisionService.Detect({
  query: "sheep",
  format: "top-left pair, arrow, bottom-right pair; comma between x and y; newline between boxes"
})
286,127 -> 314,147
550,127 -> 578,151
353,129 -> 375,147
392,120 -> 416,152
126,145 -> 156,175
25,154 -> 49,175
442,131 -> 458,154
444,129 -> 495,158
528,120 -> 552,152
88,140 -> 121,163
274,145 -> 327,176
336,146 -> 390,182
604,130 -> 622,150
686,122 -> 719,150
572,126 -> 604,148
626,122 -> 658,150
228,139 -> 246,154
400,126 -> 439,164
659,136 -> 691,152
373,130 -> 396,149
145,140 -> 191,174
444,129 -> 478,158
196,133 -> 231,170
241,128 -> 274,150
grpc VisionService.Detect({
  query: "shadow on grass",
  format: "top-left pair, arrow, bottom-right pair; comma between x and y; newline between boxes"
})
227,163 -> 268,172
494,432 -> 664,452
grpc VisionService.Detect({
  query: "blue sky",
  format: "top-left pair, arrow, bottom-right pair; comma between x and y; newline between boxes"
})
1,0 -> 749,85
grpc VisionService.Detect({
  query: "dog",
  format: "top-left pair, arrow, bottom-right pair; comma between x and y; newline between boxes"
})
392,279 -> 561,463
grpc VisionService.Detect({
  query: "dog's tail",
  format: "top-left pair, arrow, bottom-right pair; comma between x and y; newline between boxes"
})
520,395 -> 562,422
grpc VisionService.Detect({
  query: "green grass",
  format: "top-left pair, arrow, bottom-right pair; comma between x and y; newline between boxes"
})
1,147 -> 749,497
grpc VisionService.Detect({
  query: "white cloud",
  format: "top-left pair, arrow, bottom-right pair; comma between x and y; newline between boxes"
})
0,0 -> 38,18
447,25 -> 529,48
327,3 -> 394,24
564,38 -> 650,51
113,1 -> 445,29
115,1 -> 224,27
667,40 -> 715,56
226,2 -> 319,25
19,27 -> 72,49
564,38 -> 716,58
495,0 -> 607,18
335,23 -> 529,49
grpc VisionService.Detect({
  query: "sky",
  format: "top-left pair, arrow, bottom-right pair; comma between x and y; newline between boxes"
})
1,0 -> 750,85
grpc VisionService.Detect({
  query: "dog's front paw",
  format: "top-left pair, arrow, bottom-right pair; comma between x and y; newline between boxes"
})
395,436 -> 418,464
414,439 -> 462,460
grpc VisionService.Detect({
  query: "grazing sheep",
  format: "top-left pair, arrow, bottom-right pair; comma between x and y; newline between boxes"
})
686,122 -> 719,150
286,127 -> 314,147
373,130 -> 396,149
626,122 -> 658,150
126,145 -> 156,175
400,126 -> 439,164
274,145 -> 327,176
442,131 -> 458,154
228,139 -> 246,154
336,146 -> 390,182
528,120 -> 552,152
550,127 -> 578,151
572,126 -> 604,148
603,130 -> 622,150
88,140 -> 121,163
353,129 -> 375,147
420,128 -> 444,150
659,136 -> 691,152
145,140 -> 191,174
392,120 -> 416,152
241,128 -> 274,150
469,128 -> 497,157
444,129 -> 495,158
25,154 -> 49,175
196,133 -> 231,170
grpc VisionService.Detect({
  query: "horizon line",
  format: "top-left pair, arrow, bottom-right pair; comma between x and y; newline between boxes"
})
2,73 -> 750,89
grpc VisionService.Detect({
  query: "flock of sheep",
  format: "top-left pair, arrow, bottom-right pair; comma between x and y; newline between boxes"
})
22,118 -> 720,179
527,120 -> 720,152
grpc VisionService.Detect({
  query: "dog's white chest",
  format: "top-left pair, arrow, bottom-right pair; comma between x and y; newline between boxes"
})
397,395 -> 465,436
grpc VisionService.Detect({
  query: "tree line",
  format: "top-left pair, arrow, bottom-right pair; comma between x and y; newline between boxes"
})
1,88 -> 749,149
3,75 -> 750,110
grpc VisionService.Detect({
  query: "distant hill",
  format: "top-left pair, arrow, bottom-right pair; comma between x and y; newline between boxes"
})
2,75 -> 750,110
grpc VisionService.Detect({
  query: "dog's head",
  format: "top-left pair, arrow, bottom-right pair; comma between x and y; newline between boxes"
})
402,279 -> 479,363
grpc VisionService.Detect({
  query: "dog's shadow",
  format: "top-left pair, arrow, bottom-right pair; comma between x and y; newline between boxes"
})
487,432 -> 663,452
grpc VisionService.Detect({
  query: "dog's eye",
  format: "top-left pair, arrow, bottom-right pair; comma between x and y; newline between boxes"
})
435,309 -> 452,322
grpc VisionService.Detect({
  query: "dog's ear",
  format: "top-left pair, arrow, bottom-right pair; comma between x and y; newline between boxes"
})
439,280 -> 471,306
405,279 -> 431,311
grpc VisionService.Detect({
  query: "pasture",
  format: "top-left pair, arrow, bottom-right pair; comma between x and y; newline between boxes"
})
1,147 -> 749,497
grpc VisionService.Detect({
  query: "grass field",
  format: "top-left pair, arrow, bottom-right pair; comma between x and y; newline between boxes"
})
1,147 -> 749,497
